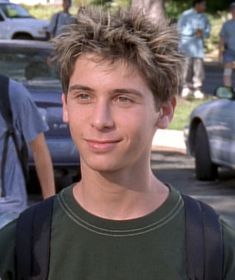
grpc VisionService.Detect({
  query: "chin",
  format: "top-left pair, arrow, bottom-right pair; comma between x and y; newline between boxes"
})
82,158 -> 122,173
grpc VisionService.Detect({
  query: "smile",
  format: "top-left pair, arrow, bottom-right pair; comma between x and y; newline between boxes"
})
85,139 -> 121,152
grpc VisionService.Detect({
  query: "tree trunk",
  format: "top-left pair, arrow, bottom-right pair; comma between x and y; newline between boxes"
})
131,0 -> 166,23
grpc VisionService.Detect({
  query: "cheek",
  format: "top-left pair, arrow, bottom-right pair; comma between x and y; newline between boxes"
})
121,110 -> 157,139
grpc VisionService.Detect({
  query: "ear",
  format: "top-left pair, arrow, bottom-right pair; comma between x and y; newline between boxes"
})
62,94 -> 69,123
156,96 -> 176,129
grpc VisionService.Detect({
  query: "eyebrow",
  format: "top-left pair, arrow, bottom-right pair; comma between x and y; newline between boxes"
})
68,84 -> 143,97
68,84 -> 94,93
112,88 -> 143,97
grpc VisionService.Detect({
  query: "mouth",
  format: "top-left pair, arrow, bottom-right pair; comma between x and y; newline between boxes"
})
85,139 -> 121,152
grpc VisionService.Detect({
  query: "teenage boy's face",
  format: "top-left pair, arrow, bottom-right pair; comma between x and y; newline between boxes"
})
62,54 -> 175,173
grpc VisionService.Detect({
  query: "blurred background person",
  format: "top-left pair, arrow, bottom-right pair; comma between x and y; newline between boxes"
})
0,76 -> 55,229
219,2 -> 235,88
47,0 -> 74,39
178,0 -> 211,99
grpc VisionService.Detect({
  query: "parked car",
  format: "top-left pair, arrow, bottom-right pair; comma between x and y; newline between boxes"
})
185,86 -> 235,181
0,1 -> 48,40
0,39 -> 80,189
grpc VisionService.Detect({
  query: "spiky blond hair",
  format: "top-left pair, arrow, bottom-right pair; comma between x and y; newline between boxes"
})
52,6 -> 185,103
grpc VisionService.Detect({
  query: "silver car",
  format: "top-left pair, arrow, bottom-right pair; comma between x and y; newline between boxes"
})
0,1 -> 48,40
185,86 -> 235,181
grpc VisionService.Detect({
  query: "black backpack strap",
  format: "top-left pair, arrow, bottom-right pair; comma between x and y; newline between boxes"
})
52,12 -> 60,37
182,194 -> 223,280
0,75 -> 28,196
0,75 -> 10,196
200,200 -> 224,280
16,196 -> 55,280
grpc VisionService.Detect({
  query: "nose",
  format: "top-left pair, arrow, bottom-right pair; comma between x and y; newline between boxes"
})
91,99 -> 114,130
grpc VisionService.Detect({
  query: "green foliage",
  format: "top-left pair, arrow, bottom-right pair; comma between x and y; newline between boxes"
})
24,4 -> 60,19
206,0 -> 231,13
90,0 -> 112,6
169,98 -> 207,131
165,0 -> 232,16
165,1 -> 189,20
89,0 -> 129,8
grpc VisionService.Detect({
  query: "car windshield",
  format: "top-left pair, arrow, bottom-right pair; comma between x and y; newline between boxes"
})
0,46 -> 61,88
0,3 -> 32,19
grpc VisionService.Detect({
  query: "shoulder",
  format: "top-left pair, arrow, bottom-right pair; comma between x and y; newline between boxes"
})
184,8 -> 193,15
8,79 -> 36,116
220,21 -> 230,32
222,220 -> 235,250
180,8 -> 193,18
52,11 -> 61,19
0,220 -> 17,277
0,219 -> 16,248
225,20 -> 235,27
222,221 -> 235,278
9,79 -> 31,104
9,79 -> 30,96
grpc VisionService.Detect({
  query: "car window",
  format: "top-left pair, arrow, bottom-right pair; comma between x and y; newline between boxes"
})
0,46 -> 60,88
0,3 -> 32,19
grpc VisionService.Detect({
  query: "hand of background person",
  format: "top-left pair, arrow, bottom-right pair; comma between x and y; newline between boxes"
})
195,28 -> 203,38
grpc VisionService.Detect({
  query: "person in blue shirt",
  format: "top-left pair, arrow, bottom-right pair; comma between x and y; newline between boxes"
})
47,0 -> 74,39
0,77 -> 55,229
177,0 -> 211,99
219,2 -> 235,88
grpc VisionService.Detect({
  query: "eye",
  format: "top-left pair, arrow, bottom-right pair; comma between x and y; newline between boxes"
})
114,95 -> 133,105
75,92 -> 92,104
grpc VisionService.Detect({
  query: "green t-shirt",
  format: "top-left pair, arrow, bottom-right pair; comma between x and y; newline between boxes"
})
0,185 -> 235,279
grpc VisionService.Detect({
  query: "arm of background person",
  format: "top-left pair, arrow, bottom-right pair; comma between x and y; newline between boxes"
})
218,36 -> 225,63
47,12 -> 58,39
30,133 -> 56,199
202,15 -> 211,38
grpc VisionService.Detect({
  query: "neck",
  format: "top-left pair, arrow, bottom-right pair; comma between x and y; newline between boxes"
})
73,163 -> 169,220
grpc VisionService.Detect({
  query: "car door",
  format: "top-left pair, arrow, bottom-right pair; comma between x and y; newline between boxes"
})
208,99 -> 235,168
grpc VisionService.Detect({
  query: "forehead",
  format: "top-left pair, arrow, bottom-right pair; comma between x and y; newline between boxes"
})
72,54 -> 145,82
69,54 -> 154,97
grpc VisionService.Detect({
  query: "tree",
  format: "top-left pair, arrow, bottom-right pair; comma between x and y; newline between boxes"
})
131,0 -> 166,22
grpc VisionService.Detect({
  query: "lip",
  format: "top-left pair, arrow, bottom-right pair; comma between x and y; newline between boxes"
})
85,139 -> 121,152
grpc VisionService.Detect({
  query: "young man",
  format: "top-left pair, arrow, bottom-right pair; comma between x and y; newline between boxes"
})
0,7 -> 234,279
219,2 -> 235,88
0,77 -> 55,229
178,0 -> 211,99
47,0 -> 74,39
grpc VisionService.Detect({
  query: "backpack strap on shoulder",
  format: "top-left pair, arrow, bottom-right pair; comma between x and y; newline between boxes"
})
16,196 -> 55,280
0,75 -> 10,197
0,75 -> 28,196
199,200 -> 224,280
182,194 -> 223,280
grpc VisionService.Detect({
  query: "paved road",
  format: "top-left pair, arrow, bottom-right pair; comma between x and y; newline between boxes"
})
151,150 -> 235,228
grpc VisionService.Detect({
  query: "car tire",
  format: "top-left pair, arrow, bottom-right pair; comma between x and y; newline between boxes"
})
195,123 -> 218,181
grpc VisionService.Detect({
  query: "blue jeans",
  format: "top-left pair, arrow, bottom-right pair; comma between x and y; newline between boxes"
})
0,212 -> 19,229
